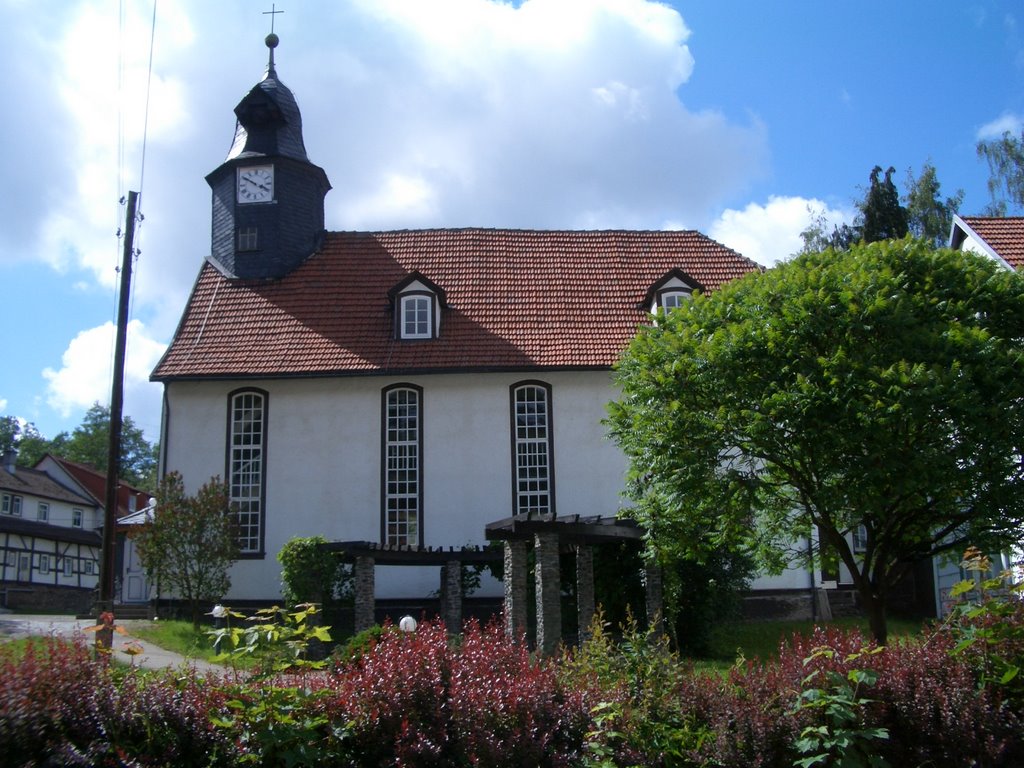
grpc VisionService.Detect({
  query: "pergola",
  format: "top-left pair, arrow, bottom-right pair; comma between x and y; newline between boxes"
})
319,540 -> 502,636
322,513 -> 662,655
484,513 -> 661,654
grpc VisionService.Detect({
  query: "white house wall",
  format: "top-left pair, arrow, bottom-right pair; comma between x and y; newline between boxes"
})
162,370 -> 631,600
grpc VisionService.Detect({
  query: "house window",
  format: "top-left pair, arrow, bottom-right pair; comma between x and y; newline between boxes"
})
238,226 -> 259,252
2,494 -> 22,516
63,558 -> 73,577
511,382 -> 554,516
383,386 -> 422,546
39,554 -> 50,575
37,502 -> 49,522
84,560 -> 95,576
660,290 -> 690,312
853,524 -> 869,553
400,295 -> 432,339
229,389 -> 267,555
72,508 -> 83,528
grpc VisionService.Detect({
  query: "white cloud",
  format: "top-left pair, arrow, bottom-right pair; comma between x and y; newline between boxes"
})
42,320 -> 167,440
709,196 -> 854,266
977,113 -> 1024,140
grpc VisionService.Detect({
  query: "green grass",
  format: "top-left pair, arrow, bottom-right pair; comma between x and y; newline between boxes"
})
126,619 -> 226,663
690,615 -> 928,673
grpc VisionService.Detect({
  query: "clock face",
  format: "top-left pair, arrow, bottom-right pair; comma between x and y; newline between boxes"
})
237,165 -> 274,203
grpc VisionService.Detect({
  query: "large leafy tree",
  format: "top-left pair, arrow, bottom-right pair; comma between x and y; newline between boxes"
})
860,165 -> 908,243
130,472 -> 239,627
903,162 -> 963,247
608,239 -> 1024,643
977,129 -> 1024,215
59,404 -> 157,489
0,416 -> 19,456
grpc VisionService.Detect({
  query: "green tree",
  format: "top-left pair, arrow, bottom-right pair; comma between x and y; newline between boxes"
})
62,403 -> 158,490
977,129 -> 1024,215
903,161 -> 963,247
860,165 -> 908,243
11,423 -> 52,468
130,472 -> 239,627
0,416 -> 19,456
607,239 -> 1024,643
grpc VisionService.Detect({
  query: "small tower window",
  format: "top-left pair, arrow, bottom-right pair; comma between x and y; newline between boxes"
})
238,226 -> 259,252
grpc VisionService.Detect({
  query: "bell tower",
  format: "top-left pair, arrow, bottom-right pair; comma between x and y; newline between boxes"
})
206,33 -> 331,280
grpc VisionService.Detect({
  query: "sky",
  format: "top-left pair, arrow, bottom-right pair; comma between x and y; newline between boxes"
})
1,0 -> 1022,447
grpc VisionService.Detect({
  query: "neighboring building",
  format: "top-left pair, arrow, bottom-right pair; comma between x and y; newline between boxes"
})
36,456 -> 155,605
950,215 -> 1024,270
151,36 -> 762,607
942,214 -> 1024,615
0,450 -> 101,612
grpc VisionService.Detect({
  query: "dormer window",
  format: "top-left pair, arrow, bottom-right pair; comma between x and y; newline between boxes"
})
643,268 -> 703,316
401,295 -> 433,339
389,272 -> 447,341
659,290 -> 690,312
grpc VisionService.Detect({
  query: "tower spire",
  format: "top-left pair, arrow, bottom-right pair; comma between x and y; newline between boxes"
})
266,32 -> 279,78
263,4 -> 283,76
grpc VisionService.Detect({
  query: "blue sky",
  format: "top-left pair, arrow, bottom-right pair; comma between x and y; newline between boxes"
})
1,0 -> 1022,447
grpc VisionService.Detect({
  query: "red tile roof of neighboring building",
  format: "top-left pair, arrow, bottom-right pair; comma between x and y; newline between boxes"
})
958,217 -> 1024,270
152,228 -> 760,380
45,457 -> 149,518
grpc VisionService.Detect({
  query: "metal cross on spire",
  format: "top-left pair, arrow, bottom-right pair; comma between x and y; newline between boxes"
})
263,4 -> 284,34
263,4 -> 283,76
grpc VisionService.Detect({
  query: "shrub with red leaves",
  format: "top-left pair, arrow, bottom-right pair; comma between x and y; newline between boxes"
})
0,636 -> 236,767
315,618 -> 588,767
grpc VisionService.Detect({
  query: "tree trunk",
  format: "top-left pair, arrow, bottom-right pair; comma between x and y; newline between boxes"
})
858,585 -> 888,645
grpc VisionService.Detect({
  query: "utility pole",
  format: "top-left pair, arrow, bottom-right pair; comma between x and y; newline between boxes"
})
96,190 -> 138,654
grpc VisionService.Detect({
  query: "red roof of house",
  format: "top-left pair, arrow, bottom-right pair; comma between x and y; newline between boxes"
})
958,217 -> 1024,270
45,456 -> 149,518
152,228 -> 759,380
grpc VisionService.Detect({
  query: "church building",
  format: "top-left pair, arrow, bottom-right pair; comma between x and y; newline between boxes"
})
151,34 -> 761,608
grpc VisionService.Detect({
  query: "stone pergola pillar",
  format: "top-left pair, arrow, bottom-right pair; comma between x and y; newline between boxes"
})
443,560 -> 463,633
644,559 -> 664,637
354,555 -> 375,633
576,544 -> 595,641
535,531 -> 562,655
503,540 -> 528,640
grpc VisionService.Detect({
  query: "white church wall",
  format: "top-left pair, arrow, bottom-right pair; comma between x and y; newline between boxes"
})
161,369 -> 629,601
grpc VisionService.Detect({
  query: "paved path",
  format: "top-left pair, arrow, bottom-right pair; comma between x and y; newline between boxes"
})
0,613 -> 225,674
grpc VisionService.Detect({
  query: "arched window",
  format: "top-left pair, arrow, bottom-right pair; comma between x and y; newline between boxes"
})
382,385 -> 423,546
228,389 -> 268,556
511,382 -> 554,516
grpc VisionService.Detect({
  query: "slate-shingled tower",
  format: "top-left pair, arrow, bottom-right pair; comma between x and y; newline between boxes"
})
205,33 -> 331,280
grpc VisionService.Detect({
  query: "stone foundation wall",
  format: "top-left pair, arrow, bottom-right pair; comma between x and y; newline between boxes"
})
3,584 -> 93,614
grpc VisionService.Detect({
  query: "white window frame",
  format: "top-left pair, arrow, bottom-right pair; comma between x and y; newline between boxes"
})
37,501 -> 49,522
659,289 -> 691,312
511,382 -> 554,517
63,557 -> 73,577
39,554 -> 50,575
84,560 -> 95,576
72,508 -> 83,528
2,494 -> 23,516
853,524 -> 869,554
383,386 -> 422,547
400,294 -> 432,339
229,389 -> 267,555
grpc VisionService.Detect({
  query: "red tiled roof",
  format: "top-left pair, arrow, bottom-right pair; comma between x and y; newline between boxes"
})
152,228 -> 759,380
47,457 -> 148,517
959,217 -> 1024,270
